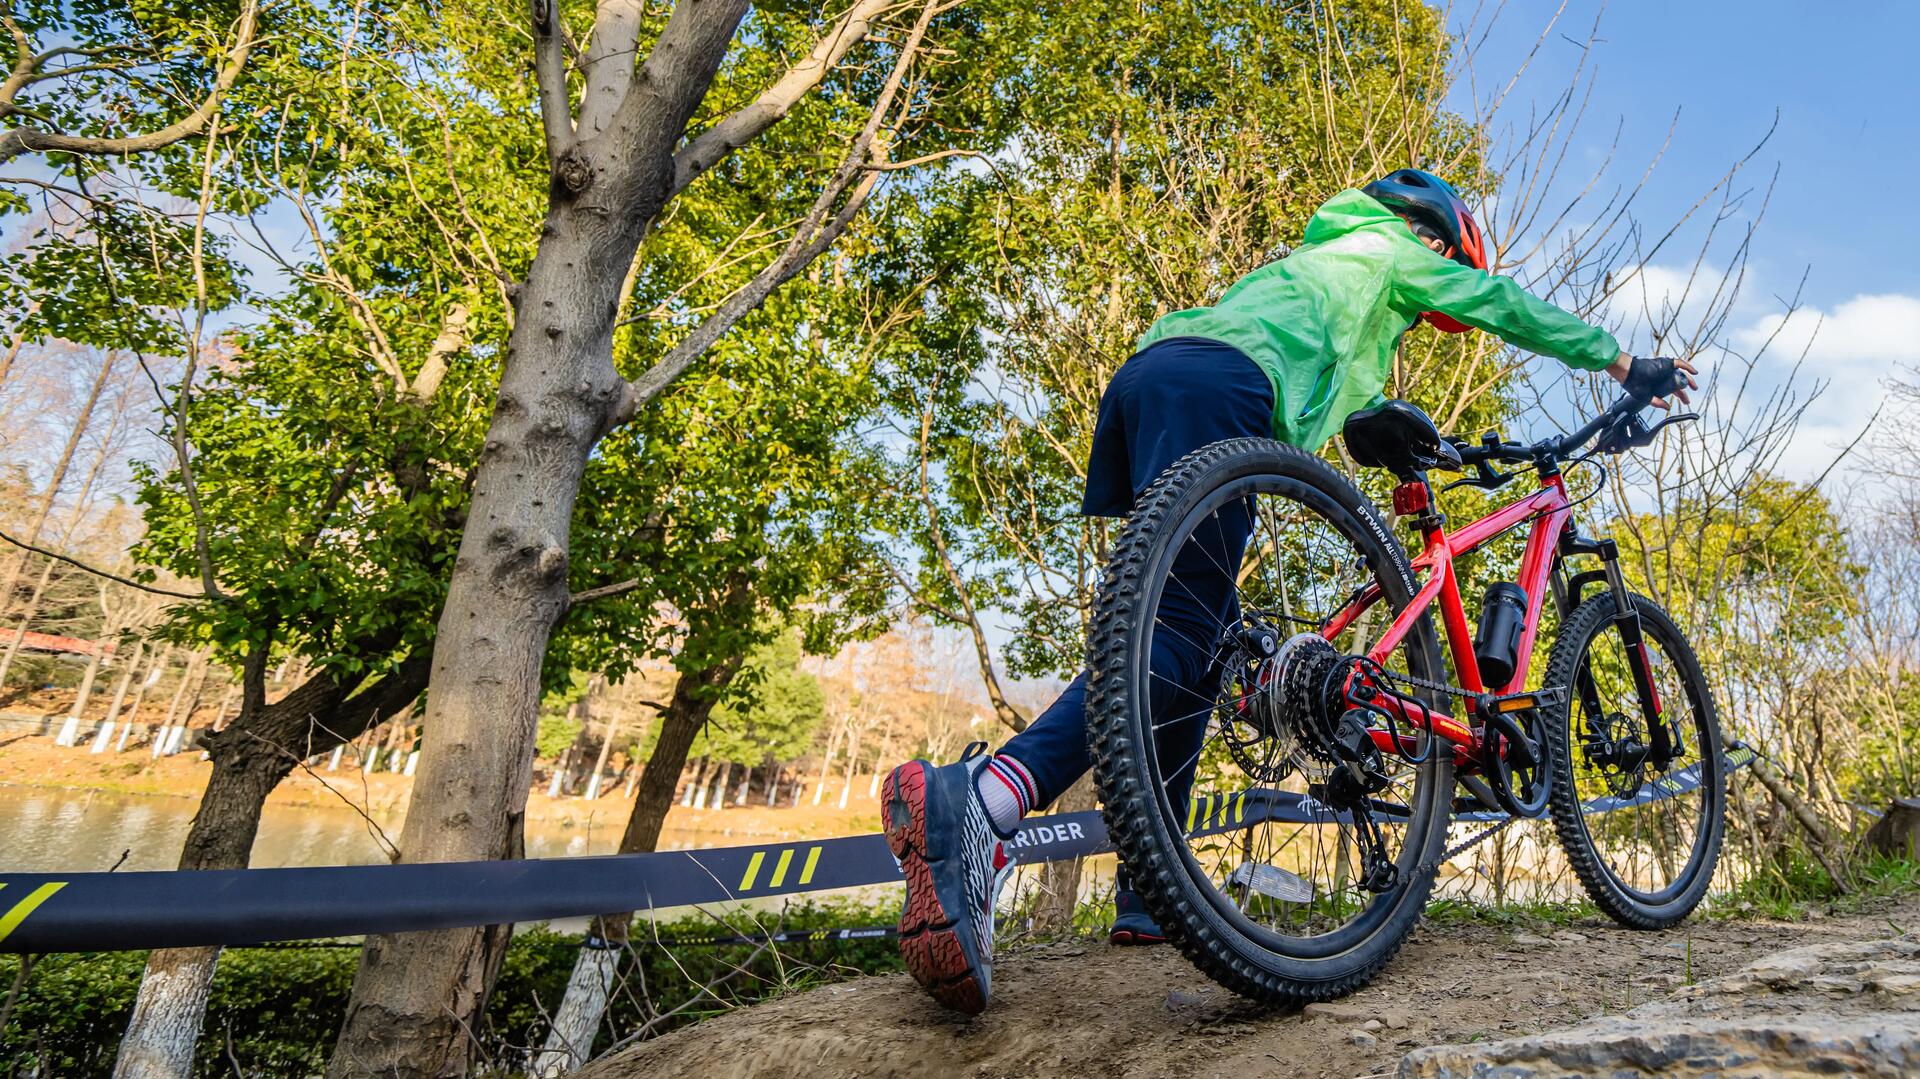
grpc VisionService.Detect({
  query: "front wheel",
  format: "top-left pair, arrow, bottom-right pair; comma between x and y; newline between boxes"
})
1088,438 -> 1453,1004
1543,591 -> 1726,928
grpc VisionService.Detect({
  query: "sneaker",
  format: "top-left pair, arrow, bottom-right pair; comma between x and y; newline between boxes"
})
1108,867 -> 1167,946
883,742 -> 1014,1014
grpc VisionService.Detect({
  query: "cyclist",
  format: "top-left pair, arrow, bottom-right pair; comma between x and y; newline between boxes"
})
882,168 -> 1697,1014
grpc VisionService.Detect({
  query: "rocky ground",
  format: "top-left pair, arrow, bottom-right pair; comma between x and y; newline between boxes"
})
576,894 -> 1920,1079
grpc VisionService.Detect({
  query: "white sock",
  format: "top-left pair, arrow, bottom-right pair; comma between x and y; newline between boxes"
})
976,755 -> 1038,835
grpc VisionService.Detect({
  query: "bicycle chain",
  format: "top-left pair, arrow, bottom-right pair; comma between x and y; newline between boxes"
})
1422,814 -> 1517,875
1364,662 -> 1525,873
1367,662 -> 1473,706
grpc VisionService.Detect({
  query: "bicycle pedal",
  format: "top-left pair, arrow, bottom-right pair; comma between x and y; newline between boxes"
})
1475,685 -> 1568,717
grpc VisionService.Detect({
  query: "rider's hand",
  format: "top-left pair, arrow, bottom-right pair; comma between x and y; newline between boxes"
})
1607,352 -> 1699,410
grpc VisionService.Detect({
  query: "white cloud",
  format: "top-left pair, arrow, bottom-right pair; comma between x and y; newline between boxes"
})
1723,293 -> 1920,485
1598,262 -> 1739,346
1734,294 -> 1920,376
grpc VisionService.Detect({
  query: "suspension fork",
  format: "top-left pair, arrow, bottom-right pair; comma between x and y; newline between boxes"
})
1563,530 -> 1675,760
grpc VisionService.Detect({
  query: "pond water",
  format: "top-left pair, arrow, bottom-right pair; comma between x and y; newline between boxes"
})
0,783 -> 747,874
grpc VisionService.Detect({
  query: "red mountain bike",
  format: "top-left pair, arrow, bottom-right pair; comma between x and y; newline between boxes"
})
1088,389 -> 1726,1003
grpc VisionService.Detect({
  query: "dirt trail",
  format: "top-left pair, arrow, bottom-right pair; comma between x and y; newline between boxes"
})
577,895 -> 1920,1079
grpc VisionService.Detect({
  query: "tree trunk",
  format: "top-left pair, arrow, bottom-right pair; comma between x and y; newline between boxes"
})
55,647 -> 106,746
0,393 -> 124,690
533,642 -> 745,1076
812,719 -> 843,807
1031,774 -> 1096,935
117,646 -> 168,752
836,723 -> 862,811
734,762 -> 752,805
681,756 -> 708,808
92,640 -> 145,753
152,651 -> 202,759
765,763 -> 779,806
210,683 -> 239,732
324,0 -> 931,1063
116,654 -> 431,1077
584,678 -> 615,799
530,943 -> 620,1077
0,351 -> 118,609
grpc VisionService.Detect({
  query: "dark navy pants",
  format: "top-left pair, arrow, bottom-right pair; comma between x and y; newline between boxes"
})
999,336 -> 1274,810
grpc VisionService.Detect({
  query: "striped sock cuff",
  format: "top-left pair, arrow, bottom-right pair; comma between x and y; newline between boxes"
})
987,755 -> 1039,814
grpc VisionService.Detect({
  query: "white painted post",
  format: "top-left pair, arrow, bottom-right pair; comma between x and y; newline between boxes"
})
532,942 -> 620,1077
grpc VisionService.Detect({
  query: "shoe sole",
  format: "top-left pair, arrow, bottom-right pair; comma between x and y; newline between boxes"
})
884,761 -> 986,1014
1108,928 -> 1167,946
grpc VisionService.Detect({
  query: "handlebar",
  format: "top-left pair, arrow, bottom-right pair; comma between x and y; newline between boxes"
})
1446,390 -> 1697,487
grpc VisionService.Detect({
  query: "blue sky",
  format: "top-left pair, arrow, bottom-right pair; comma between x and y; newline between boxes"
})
1458,1 -> 1918,305
1451,1 -> 1919,480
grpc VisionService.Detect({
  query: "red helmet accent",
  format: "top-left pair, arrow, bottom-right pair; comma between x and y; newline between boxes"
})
1363,169 -> 1491,335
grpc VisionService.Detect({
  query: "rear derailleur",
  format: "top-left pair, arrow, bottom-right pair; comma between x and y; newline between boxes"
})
1314,710 -> 1400,894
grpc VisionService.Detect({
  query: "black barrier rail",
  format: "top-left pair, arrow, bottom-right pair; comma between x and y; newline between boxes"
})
0,745 -> 1750,954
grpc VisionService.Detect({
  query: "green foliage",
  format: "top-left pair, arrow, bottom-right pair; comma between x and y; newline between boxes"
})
877,0 -> 1503,679
693,628 -> 828,765
123,0 -> 545,687
1709,851 -> 1920,922
0,900 -> 903,1076
536,713 -> 583,762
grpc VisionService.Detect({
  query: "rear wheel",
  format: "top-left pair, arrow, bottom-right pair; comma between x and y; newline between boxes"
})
1544,592 -> 1725,927
1088,438 -> 1453,1003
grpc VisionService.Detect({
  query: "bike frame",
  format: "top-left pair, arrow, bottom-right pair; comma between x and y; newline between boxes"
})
1318,469 -> 1577,760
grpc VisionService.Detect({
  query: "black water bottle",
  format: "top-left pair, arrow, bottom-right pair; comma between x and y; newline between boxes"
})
1473,582 -> 1528,687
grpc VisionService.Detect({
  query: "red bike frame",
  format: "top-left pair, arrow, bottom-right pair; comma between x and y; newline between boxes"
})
1319,470 -> 1575,761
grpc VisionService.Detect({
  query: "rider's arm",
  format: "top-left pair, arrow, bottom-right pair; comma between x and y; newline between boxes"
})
1389,242 -> 1621,372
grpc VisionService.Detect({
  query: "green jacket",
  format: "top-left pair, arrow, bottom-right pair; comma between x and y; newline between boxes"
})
1137,188 -> 1621,450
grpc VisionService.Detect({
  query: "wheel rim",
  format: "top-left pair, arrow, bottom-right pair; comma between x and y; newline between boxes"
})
1567,616 -> 1717,904
1127,471 -> 1444,960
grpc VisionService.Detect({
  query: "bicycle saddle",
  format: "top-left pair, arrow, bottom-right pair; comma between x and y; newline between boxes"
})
1341,399 -> 1462,477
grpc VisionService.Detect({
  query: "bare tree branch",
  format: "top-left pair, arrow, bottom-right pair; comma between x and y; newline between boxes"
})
0,0 -> 258,166
577,0 -> 645,139
406,301 -> 472,402
567,577 -> 642,608
0,528 -> 204,600
668,0 -> 897,199
530,0 -> 576,159
626,0 -> 939,412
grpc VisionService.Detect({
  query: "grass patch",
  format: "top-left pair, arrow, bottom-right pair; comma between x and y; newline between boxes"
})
1708,852 -> 1920,921
1423,895 -> 1600,928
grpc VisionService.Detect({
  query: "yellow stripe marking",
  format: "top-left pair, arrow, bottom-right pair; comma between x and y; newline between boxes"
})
769,848 -> 796,888
1230,793 -> 1241,825
739,851 -> 765,891
1187,796 -> 1201,832
0,882 -> 64,947
798,846 -> 822,885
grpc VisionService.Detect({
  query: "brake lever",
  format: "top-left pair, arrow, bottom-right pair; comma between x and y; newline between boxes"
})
1600,410 -> 1698,455
1441,457 -> 1518,492
1622,410 -> 1698,451
1634,411 -> 1698,445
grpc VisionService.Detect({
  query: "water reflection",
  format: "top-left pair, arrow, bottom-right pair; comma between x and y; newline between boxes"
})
0,783 -> 752,873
